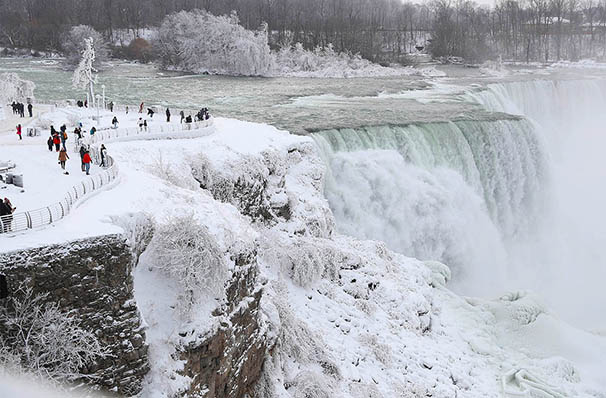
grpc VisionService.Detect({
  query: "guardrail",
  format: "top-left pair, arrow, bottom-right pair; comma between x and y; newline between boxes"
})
0,155 -> 118,234
86,119 -> 213,146
0,118 -> 214,234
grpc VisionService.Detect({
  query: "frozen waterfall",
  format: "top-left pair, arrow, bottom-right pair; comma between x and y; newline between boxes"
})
314,79 -> 606,329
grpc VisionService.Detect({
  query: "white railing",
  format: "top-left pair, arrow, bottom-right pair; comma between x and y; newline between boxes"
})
86,119 -> 213,146
0,155 -> 118,234
0,118 -> 214,234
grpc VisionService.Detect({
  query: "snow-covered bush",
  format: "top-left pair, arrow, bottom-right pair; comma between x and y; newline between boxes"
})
155,10 -> 272,76
62,25 -> 109,68
111,212 -> 156,263
149,213 -> 228,317
0,73 -> 35,103
260,233 -> 342,287
148,151 -> 199,190
0,288 -> 108,385
271,43 -> 414,78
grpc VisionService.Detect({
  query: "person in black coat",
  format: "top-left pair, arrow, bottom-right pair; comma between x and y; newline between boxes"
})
27,103 -> 33,117
0,198 -> 15,233
166,108 -> 171,122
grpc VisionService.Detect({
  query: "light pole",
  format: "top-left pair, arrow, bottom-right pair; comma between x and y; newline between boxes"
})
96,94 -> 101,125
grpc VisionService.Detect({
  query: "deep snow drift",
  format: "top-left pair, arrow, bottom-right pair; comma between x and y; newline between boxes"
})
2,105 -> 605,397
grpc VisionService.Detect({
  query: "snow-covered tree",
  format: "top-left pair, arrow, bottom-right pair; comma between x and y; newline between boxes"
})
0,288 -> 108,384
72,37 -> 97,107
62,25 -> 109,68
0,73 -> 35,104
149,214 -> 229,318
155,10 -> 272,76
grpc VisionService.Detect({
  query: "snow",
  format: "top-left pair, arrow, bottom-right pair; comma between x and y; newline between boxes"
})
154,10 -> 443,79
1,104 -> 605,397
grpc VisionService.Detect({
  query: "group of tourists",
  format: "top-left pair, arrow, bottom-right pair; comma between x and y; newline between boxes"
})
0,197 -> 15,233
43,123 -> 105,176
47,125 -> 69,152
138,101 -> 211,125
10,102 -> 32,118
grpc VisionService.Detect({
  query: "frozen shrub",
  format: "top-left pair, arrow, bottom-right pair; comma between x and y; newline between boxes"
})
111,212 -> 156,263
0,73 -> 35,103
290,371 -> 335,398
0,288 -> 108,385
148,151 -> 199,190
260,233 -> 347,287
149,214 -> 228,316
272,43 -> 409,78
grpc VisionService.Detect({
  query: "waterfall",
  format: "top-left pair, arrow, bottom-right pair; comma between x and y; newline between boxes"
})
313,118 -> 549,296
314,78 -> 606,328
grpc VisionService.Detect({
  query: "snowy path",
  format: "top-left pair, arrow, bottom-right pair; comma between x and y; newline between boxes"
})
0,105 -> 214,237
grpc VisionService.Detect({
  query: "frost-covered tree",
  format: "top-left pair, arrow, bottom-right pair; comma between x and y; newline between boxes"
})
155,10 -> 272,76
72,37 -> 97,107
0,73 -> 35,104
62,25 -> 109,68
0,288 -> 108,384
150,214 -> 229,317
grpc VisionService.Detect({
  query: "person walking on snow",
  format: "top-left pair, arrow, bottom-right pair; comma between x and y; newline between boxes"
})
58,148 -> 70,174
27,103 -> 33,117
100,144 -> 108,167
79,144 -> 87,171
0,198 -> 15,233
47,136 -> 53,151
82,150 -> 92,175
180,110 -> 185,123
112,116 -> 119,129
90,126 -> 96,136
147,108 -> 154,118
16,124 -> 22,140
139,102 -> 144,113
53,133 -> 61,152
166,108 -> 171,122
60,125 -> 68,150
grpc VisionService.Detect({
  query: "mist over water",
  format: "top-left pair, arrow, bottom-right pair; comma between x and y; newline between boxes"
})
315,79 -> 606,329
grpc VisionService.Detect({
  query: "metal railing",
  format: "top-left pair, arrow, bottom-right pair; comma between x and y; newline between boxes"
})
86,119 -> 213,146
0,118 -> 214,234
0,155 -> 118,234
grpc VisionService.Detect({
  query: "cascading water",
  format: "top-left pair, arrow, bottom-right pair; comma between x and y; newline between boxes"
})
469,79 -> 606,329
313,119 -> 549,297
314,79 -> 606,329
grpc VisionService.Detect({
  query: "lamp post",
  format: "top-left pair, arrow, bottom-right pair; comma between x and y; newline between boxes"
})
96,94 -> 101,125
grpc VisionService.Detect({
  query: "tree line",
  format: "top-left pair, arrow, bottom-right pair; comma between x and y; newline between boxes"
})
1,0 -> 606,63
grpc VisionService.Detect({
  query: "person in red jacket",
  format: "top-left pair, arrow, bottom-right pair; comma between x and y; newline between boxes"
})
52,133 -> 61,152
16,124 -> 22,140
82,150 -> 92,175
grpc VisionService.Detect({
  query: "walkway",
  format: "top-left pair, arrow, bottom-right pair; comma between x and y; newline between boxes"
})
0,105 -> 214,234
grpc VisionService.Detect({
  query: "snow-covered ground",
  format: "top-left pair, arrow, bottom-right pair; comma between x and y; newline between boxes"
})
1,105 -> 605,397
0,105 -> 188,214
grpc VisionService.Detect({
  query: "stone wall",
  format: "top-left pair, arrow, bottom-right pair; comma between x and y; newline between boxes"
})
0,235 -> 149,396
178,251 -> 268,398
